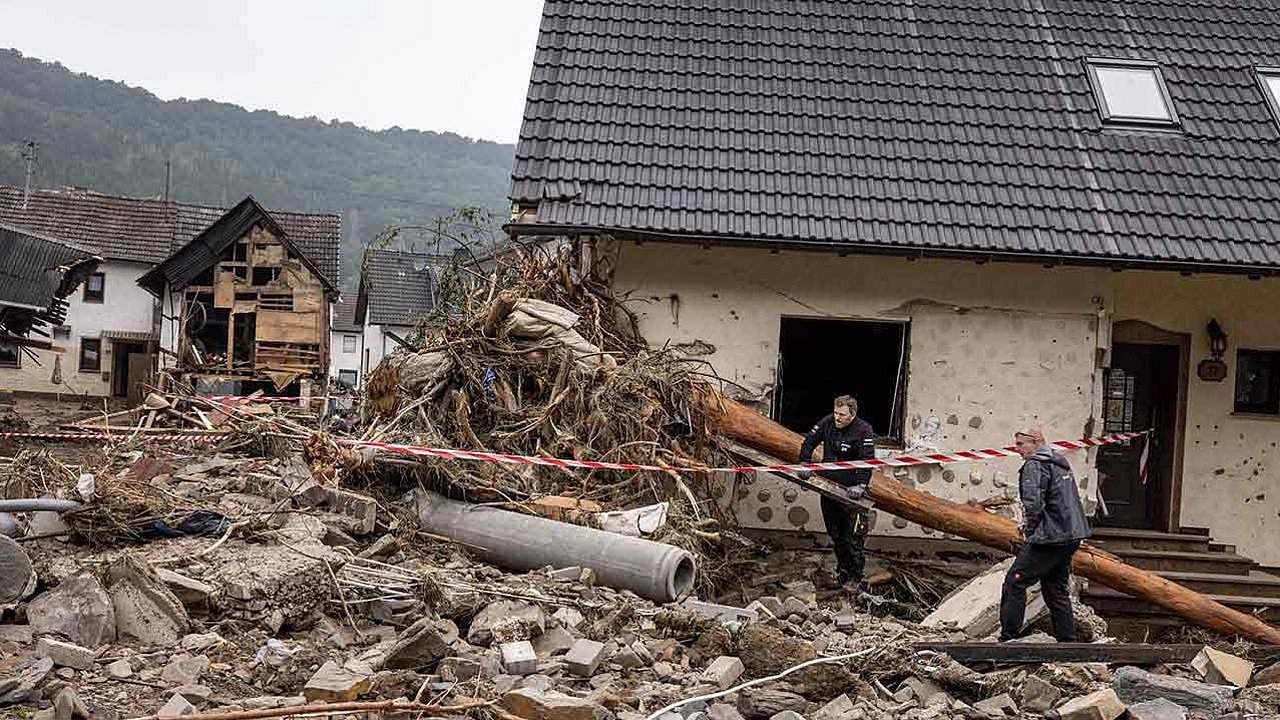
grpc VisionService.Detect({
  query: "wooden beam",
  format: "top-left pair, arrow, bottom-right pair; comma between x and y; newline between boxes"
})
695,385 -> 1280,645
915,642 -> 1280,665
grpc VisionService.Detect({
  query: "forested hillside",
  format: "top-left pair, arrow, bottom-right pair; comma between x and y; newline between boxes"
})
0,49 -> 514,289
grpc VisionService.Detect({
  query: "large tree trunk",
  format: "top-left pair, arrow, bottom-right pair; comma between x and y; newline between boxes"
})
697,387 -> 1280,645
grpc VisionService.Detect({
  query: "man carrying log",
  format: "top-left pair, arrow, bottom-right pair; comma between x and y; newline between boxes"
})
797,395 -> 876,591
1000,427 -> 1092,642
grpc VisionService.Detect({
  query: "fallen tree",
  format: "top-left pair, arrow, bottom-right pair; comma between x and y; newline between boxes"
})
697,386 -> 1280,645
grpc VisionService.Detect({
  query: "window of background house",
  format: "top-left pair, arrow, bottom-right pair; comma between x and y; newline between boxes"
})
53,325 -> 70,340
0,340 -> 19,368
79,338 -> 101,372
83,273 -> 105,303
343,335 -> 357,353
1235,349 -> 1280,415
337,369 -> 358,388
1255,68 -> 1280,128
1086,59 -> 1178,125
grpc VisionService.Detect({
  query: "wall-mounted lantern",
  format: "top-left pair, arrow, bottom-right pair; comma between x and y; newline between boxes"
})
1197,319 -> 1229,382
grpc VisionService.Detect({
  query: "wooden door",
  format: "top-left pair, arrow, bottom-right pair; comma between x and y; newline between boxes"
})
127,353 -> 153,406
1097,343 -> 1179,529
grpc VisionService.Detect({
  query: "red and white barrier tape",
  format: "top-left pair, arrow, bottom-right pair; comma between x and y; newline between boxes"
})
202,395 -> 349,403
342,431 -> 1150,475
0,431 -> 224,442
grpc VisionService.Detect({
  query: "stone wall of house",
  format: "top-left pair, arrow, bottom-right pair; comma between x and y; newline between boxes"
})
612,240 -> 1280,565
0,260 -> 155,397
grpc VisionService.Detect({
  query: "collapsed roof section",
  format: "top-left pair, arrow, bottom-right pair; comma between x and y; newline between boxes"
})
0,222 -> 100,342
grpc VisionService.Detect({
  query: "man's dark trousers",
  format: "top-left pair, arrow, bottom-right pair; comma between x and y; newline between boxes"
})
999,541 -> 1080,641
820,495 -> 868,581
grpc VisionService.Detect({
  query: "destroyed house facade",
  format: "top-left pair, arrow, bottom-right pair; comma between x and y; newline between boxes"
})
511,1 -> 1280,567
0,186 -> 340,401
354,249 -> 444,379
139,197 -> 339,394
0,223 -> 100,364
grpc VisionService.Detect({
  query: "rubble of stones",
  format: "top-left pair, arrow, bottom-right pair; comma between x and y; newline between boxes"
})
3,450 -> 1280,720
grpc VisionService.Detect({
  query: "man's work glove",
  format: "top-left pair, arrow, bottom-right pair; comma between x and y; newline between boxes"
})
796,469 -> 813,480
847,484 -> 867,501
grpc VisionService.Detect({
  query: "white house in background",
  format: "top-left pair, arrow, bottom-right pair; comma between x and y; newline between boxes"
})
354,249 -> 443,376
0,185 -> 341,401
330,297 -> 362,389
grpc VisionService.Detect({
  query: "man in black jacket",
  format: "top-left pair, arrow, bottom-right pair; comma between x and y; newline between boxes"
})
799,395 -> 877,590
1000,427 -> 1092,642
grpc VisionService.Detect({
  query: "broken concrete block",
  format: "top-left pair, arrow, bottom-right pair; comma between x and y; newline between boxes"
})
157,693 -> 195,717
502,640 -> 538,676
756,596 -> 786,617
779,580 -> 817,604
532,626 -> 576,657
682,598 -> 758,624
1114,666 -> 1233,717
1054,688 -> 1126,720
565,639 -> 607,677
1125,698 -> 1188,720
1019,675 -> 1063,713
51,686 -> 91,720
106,556 -> 190,646
1255,660 -> 1280,686
155,569 -> 217,616
439,656 -> 482,682
382,617 -> 457,670
611,645 -> 645,669
702,656 -> 745,690
174,684 -> 213,703
0,657 -> 52,706
240,696 -> 308,710
812,694 -> 854,720
923,558 -> 1044,638
1191,646 -> 1254,688
708,704 -> 745,720
973,693 -> 1018,717
0,625 -> 34,644
767,713 -> 804,720
179,632 -> 226,653
160,654 -> 210,687
553,607 -> 585,629
502,688 -> 611,720
26,572 -> 116,647
35,637 -> 95,670
468,600 -> 546,645
328,488 -> 378,535
302,660 -> 373,702
105,659 -> 133,679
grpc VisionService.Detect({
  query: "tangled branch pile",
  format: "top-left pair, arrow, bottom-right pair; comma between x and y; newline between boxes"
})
355,244 -> 741,572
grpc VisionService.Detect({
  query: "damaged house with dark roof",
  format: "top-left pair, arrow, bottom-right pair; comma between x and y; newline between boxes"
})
354,249 -> 444,379
510,1 -> 1280,616
0,223 -> 100,368
0,186 -> 340,400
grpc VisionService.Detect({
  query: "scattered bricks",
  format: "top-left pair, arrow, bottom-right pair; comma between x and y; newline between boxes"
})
157,693 -> 195,717
702,656 -> 745,691
302,660 -> 373,702
553,607 -> 585,629
565,639 -> 608,677
1191,646 -> 1254,688
105,659 -> 133,679
105,555 -> 190,646
155,569 -> 217,616
0,625 -> 34,644
682,598 -> 758,624
502,688 -> 611,720
1054,688 -> 1126,720
160,654 -> 210,687
35,637 -> 95,671
26,572 -> 116,647
532,626 -> 576,657
1019,675 -> 1062,713
382,617 -> 457,670
502,641 -> 538,676
1114,666 -> 1234,717
1125,698 -> 1188,720
973,693 -> 1018,717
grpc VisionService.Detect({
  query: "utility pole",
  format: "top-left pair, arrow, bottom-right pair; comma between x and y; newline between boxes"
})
164,160 -> 171,202
21,141 -> 37,209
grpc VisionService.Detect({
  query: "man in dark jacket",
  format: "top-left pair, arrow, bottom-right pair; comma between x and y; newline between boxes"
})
798,395 -> 877,589
1000,427 -> 1092,642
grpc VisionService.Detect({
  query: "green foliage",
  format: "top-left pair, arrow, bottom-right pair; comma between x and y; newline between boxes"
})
0,49 -> 514,290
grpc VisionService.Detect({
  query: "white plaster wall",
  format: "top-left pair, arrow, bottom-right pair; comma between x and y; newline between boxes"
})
330,331 -> 362,384
1110,272 -> 1280,565
0,260 -> 155,396
614,243 -> 1103,539
361,322 -> 413,377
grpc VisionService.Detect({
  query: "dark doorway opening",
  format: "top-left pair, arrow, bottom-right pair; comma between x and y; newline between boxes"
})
773,317 -> 908,442
1097,340 -> 1182,530
110,340 -> 154,404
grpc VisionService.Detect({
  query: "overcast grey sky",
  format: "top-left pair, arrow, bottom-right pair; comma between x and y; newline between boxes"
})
0,0 -> 545,144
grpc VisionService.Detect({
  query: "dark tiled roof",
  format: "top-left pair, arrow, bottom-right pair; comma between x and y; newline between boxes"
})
0,186 -> 340,282
332,296 -> 361,333
511,0 -> 1280,270
358,250 -> 443,326
0,222 -> 100,336
138,197 -> 337,295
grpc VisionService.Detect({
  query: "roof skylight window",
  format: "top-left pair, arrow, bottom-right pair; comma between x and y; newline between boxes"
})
1086,59 -> 1178,126
1255,68 -> 1280,127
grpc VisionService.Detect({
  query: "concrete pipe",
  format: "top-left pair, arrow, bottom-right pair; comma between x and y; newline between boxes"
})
415,490 -> 696,602
0,498 -> 83,513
